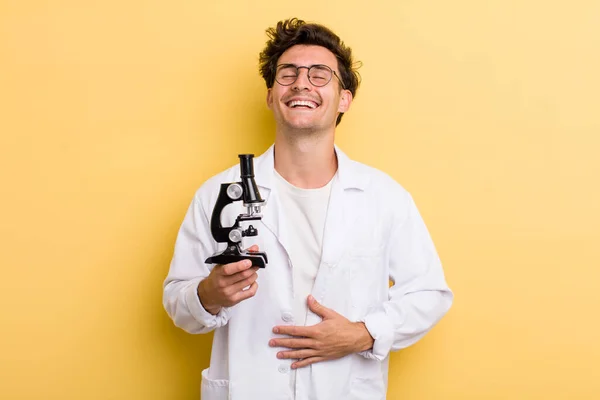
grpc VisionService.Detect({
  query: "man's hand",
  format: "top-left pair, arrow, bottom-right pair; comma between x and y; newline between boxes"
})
197,245 -> 260,315
269,295 -> 374,369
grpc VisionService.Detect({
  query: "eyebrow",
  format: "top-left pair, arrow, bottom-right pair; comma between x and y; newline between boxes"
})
277,63 -> 333,70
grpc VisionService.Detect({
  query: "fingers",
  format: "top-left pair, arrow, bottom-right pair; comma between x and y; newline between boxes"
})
277,349 -> 318,360
292,356 -> 326,369
306,295 -> 337,319
221,259 -> 254,276
232,281 -> 258,303
201,255 -> 262,309
269,337 -> 316,349
273,325 -> 313,337
228,268 -> 260,293
221,265 -> 259,287
247,244 -> 259,253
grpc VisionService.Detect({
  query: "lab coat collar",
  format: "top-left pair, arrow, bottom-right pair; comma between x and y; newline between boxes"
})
253,144 -> 370,191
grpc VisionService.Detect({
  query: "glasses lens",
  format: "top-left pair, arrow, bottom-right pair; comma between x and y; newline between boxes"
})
309,66 -> 332,86
276,65 -> 298,85
308,65 -> 332,86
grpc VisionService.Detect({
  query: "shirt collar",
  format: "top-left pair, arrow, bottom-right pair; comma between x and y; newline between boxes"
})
253,143 -> 369,191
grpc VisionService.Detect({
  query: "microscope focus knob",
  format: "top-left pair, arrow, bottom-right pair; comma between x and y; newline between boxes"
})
226,183 -> 243,200
228,229 -> 243,243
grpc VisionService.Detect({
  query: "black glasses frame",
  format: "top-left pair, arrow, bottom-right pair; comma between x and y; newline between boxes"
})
274,64 -> 346,90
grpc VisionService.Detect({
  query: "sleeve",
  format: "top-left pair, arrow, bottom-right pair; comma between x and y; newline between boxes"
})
162,192 -> 231,334
359,193 -> 454,360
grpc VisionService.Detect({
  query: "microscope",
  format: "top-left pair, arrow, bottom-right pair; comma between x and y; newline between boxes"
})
205,154 -> 269,268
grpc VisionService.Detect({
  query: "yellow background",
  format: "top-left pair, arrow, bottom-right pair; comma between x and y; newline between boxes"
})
1,0 -> 599,398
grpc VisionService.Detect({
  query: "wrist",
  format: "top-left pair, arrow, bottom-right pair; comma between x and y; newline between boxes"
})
354,322 -> 375,353
197,280 -> 221,315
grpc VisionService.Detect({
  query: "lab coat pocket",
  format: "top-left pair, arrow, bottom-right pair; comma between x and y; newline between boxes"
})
348,355 -> 386,399
344,245 -> 384,316
349,377 -> 386,400
200,368 -> 229,400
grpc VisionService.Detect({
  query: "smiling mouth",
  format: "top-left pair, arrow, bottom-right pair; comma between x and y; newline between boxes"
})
286,100 -> 319,109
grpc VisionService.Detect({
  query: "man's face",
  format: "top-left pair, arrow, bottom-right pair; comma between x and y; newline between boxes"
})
266,45 -> 352,133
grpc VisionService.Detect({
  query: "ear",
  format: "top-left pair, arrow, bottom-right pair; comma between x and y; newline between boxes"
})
266,88 -> 273,110
338,90 -> 353,113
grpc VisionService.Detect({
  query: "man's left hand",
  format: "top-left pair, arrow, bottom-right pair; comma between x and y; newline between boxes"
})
269,295 -> 374,369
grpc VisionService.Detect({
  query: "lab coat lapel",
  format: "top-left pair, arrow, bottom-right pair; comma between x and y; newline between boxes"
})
259,189 -> 292,256
320,146 -> 367,267
320,177 -> 359,267
252,145 -> 292,256
306,174 -> 364,326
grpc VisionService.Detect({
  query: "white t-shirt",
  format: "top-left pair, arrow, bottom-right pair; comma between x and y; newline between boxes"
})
273,169 -> 334,326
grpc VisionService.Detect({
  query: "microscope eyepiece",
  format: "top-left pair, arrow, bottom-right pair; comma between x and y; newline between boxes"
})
239,154 -> 255,178
238,153 -> 264,205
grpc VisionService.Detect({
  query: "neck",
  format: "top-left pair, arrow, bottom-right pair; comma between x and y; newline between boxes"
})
273,128 -> 337,189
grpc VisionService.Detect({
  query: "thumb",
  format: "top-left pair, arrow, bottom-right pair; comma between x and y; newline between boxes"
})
307,295 -> 334,319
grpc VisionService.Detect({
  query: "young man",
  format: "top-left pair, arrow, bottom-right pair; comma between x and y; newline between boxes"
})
163,18 -> 453,400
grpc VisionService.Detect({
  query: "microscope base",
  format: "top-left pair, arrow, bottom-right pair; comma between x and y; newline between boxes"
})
205,249 -> 268,268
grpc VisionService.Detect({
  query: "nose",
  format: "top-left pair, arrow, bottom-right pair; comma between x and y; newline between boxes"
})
292,67 -> 312,91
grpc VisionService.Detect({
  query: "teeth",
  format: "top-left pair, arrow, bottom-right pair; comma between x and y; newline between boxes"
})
288,100 -> 317,109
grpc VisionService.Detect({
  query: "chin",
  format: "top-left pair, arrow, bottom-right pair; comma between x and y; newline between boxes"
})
286,114 -> 330,129
285,121 -> 321,132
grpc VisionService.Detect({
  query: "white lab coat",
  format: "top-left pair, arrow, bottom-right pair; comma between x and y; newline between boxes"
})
163,144 -> 453,400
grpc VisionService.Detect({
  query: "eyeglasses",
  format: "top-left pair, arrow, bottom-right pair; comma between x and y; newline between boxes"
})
275,64 -> 346,89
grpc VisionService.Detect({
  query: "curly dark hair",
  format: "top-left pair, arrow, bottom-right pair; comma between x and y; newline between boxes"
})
259,18 -> 361,126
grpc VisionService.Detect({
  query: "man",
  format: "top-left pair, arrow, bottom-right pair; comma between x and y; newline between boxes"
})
163,18 -> 453,400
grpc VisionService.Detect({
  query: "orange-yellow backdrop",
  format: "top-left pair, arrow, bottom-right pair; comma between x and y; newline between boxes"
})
1,1 -> 599,399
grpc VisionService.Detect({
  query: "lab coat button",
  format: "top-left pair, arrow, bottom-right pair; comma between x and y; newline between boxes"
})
278,365 -> 289,374
282,312 -> 293,323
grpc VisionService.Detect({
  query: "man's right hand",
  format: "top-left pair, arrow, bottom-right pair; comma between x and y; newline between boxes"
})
197,245 -> 261,315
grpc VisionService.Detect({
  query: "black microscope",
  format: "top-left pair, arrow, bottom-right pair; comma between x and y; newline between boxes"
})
205,154 -> 269,268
